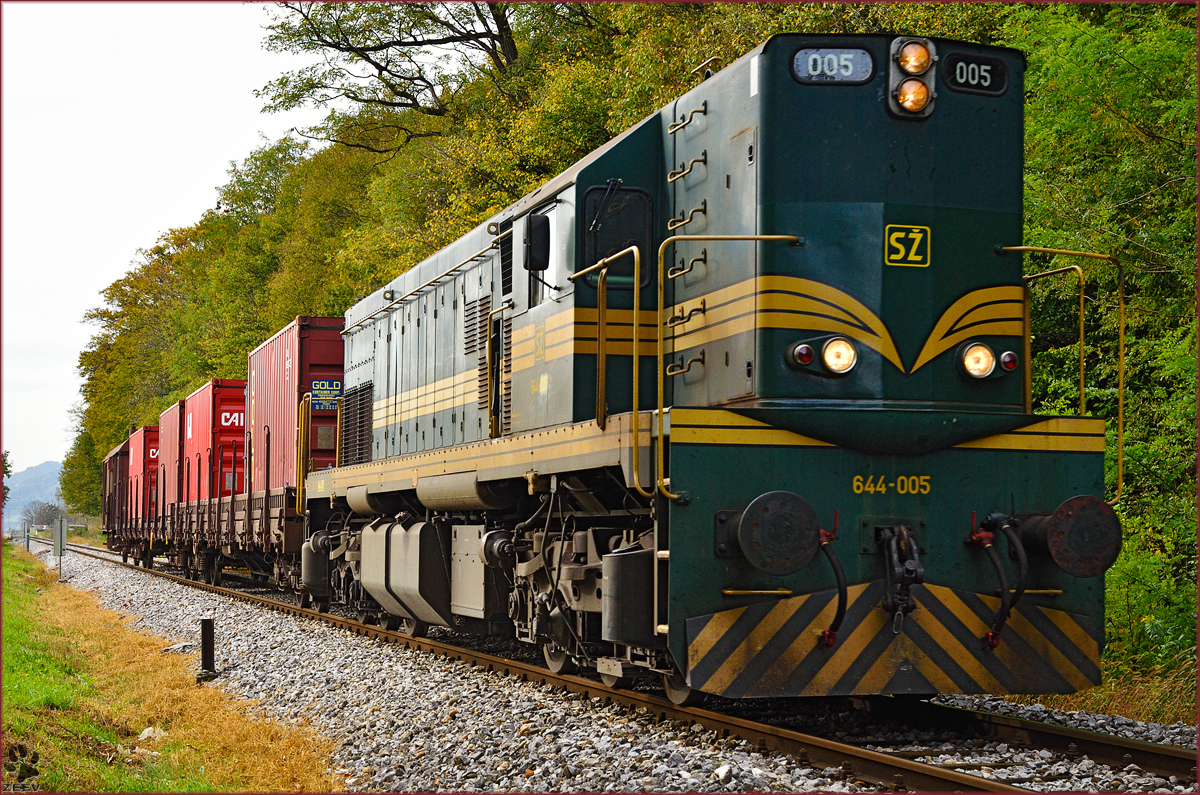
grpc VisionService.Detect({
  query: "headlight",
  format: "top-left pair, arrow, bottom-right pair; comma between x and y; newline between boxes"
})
896,78 -> 930,112
898,42 -> 931,74
822,338 -> 857,374
962,343 -> 996,378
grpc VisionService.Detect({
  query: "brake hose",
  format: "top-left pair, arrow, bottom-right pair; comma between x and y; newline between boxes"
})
996,519 -> 1028,611
969,526 -> 1011,649
818,530 -> 847,649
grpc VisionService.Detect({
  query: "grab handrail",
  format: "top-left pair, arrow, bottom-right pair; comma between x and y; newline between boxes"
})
655,235 -> 801,500
485,301 -> 514,438
1001,245 -> 1125,504
571,247 -> 652,497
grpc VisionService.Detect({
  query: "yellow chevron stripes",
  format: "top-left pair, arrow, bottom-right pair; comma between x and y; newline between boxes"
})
684,581 -> 1101,698
910,286 -> 1025,373
757,276 -> 905,371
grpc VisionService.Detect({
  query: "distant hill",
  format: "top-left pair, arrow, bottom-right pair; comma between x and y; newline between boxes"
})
3,461 -> 61,528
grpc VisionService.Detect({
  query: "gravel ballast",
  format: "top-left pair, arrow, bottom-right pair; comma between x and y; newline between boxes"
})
34,545 -> 1197,793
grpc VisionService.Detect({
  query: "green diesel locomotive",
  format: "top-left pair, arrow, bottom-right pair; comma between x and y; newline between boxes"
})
302,33 -> 1123,705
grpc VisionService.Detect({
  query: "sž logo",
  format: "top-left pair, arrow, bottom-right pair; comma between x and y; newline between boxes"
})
220,412 -> 245,427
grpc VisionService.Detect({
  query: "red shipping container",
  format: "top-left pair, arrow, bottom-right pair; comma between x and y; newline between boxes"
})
158,401 -> 184,512
127,426 -> 159,520
183,379 -> 247,500
247,316 -> 344,492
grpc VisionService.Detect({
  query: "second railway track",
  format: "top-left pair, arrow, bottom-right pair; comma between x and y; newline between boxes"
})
34,538 -> 1196,792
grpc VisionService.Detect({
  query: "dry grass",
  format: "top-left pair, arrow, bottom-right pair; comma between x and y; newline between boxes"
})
1010,654 -> 1198,726
7,543 -> 342,792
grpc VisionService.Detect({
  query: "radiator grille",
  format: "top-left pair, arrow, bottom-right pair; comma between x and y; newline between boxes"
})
339,381 -> 374,466
502,316 -> 513,435
465,295 -> 491,409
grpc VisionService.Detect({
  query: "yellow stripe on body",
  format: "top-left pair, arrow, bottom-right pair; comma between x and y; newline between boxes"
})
800,597 -> 889,696
1039,605 -> 1100,667
954,418 -> 1106,452
672,426 -> 832,447
700,599 -> 808,695
746,588 -> 859,696
936,588 -> 1052,689
687,607 -> 750,670
670,408 -> 832,448
908,596 -> 1006,693
1004,608 -> 1098,691
326,412 -> 653,490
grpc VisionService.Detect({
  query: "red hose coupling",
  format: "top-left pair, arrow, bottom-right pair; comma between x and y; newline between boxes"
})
968,529 -> 995,546
819,529 -> 836,544
819,629 -> 837,649
982,630 -> 1001,650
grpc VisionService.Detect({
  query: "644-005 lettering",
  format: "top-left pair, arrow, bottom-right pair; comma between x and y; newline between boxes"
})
853,475 -> 930,494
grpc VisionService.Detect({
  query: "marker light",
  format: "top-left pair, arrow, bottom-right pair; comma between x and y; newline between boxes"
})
898,42 -> 932,74
792,343 -> 816,366
963,343 -> 996,378
897,78 -> 930,112
1000,351 -> 1019,372
822,338 -> 858,374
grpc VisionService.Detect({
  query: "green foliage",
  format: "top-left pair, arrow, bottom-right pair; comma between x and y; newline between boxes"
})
65,4 -> 1195,676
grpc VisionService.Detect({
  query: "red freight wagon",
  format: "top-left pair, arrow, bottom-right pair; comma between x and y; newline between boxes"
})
127,426 -> 159,526
183,379 -> 247,501
247,316 -> 344,492
158,401 -> 184,516
101,439 -> 130,539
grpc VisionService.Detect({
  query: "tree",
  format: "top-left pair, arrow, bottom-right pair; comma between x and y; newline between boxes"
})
2,450 -> 11,507
258,2 -> 524,151
21,501 -> 60,528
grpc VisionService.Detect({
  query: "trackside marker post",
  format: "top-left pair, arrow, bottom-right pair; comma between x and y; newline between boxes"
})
54,519 -> 65,581
197,618 -> 218,683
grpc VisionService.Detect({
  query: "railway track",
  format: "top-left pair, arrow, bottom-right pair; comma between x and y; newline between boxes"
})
33,538 -> 1195,791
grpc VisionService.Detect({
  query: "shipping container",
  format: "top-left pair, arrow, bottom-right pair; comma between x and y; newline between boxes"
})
247,316 -> 344,492
101,439 -> 130,535
183,379 -> 247,500
127,426 -> 159,521
158,401 -> 184,515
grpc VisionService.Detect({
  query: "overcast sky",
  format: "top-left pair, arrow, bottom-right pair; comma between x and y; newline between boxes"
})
2,2 -> 327,474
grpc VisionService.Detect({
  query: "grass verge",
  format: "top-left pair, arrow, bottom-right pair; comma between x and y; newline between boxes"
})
1009,654 -> 1197,726
2,540 -> 341,792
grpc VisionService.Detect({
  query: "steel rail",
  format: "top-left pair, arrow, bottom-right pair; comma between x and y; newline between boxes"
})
40,540 -> 1193,788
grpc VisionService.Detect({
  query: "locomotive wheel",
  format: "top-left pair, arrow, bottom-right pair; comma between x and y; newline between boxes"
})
662,670 -> 704,706
542,642 -> 577,675
397,616 -> 427,638
209,566 -> 223,587
356,610 -> 378,626
600,672 -> 632,690
383,615 -> 401,632
121,550 -> 129,564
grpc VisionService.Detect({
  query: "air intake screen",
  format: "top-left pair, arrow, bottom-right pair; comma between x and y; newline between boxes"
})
340,381 -> 374,466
